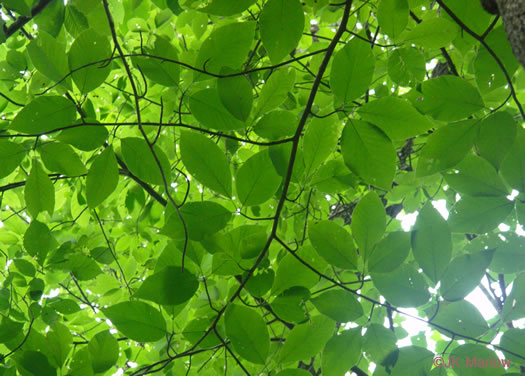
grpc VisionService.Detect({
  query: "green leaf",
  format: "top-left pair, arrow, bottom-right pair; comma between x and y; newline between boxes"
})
13,259 -> 36,277
195,22 -> 255,76
46,322 -> 72,368
309,220 -> 357,270
490,233 -> 525,274
56,122 -> 108,151
371,264 -> 430,307
217,75 -> 253,121
90,247 -> 114,264
26,31 -> 70,87
448,196 -> 514,234
18,351 -> 56,376
411,203 -> 452,283
351,191 -> 386,258
34,0 -> 65,37
49,299 -> 81,315
189,88 -> 245,131
358,97 -> 434,140
451,344 -> 507,376
402,17 -> 457,48
102,301 -> 167,342
500,328 -> 525,365
134,266 -> 199,305
311,290 -> 363,322
275,370 -> 311,376
322,328 -> 362,376
86,146 -> 119,208
88,331 -> 119,373
387,47 -> 426,86
180,131 -> 232,197
68,29 -> 111,93
66,254 -> 102,281
279,315 -> 335,364
500,128 -> 525,193
386,346 -> 434,376
23,220 -> 57,264
0,140 -> 25,178
272,246 -> 322,294
235,149 -> 282,206
225,304 -> 270,364
260,0 -> 304,64
363,324 -> 397,364
415,76 -> 484,121
377,0 -> 408,39
39,142 -> 87,176
341,120 -> 396,190
200,0 -> 257,15
368,231 -> 410,273
121,137 -> 171,186
416,119 -> 479,177
133,37 -> 180,87
0,317 -> 23,343
254,68 -> 296,118
330,38 -> 375,103
477,111 -> 516,169
428,300 -> 488,338
254,110 -> 297,140
10,96 -> 77,134
303,117 -> 339,178
271,287 -> 309,323
25,160 -> 55,218
440,251 -> 494,301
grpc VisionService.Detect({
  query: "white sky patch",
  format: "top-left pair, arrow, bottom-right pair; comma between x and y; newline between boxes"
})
397,211 -> 418,231
432,199 -> 449,220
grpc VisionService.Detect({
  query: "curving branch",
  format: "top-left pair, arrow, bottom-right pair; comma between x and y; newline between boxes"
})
3,0 -> 53,41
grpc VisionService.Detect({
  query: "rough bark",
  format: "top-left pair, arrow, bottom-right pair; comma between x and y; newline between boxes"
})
496,0 -> 525,69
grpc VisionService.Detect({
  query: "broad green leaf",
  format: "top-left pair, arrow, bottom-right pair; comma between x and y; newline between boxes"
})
235,149 -> 282,206
260,0 -> 304,64
25,160 -> 55,218
451,344 -> 507,376
46,322 -> 72,368
134,266 -> 199,305
387,47 -> 425,86
200,0 -> 257,15
49,299 -> 81,315
358,97 -> 434,140
279,315 -> 335,364
441,251 -> 494,301
254,68 -> 296,118
415,76 -> 484,121
311,290 -> 363,322
429,300 -> 488,338
34,0 -> 65,37
402,17 -> 457,48
303,117 -> 338,177
501,128 -> 525,193
56,121 -> 108,151
86,146 -> 119,208
180,131 -> 232,197
331,38 -> 375,103
269,142 -> 305,182
444,154 -> 509,197
448,196 -> 514,234
88,331 -> 119,373
0,317 -> 23,343
66,254 -> 102,281
341,120 -> 396,190
90,247 -> 114,264
23,220 -> 57,264
500,328 -> 525,365
10,96 -> 77,134
195,22 -> 255,76
121,137 -> 171,186
163,201 -> 231,240
40,142 -> 87,176
351,191 -> 386,258
0,140 -> 25,178
386,346 -> 434,376
411,203 -> 452,283
416,119 -> 479,177
189,88 -> 245,131
254,110 -> 297,140
272,246 -> 322,294
102,301 -> 167,342
377,0 -> 408,39
363,324 -> 397,364
133,37 -> 180,87
309,220 -> 357,270
18,351 -> 56,376
68,29 -> 111,93
217,75 -> 253,121
276,370 -> 311,376
68,347 -> 93,376
322,328 -> 362,376
26,30 -> 70,87
503,273 -> 525,322
371,264 -> 430,307
368,231 -> 410,273
477,112 -> 516,169
271,287 -> 310,324
13,259 -> 36,277
225,304 -> 270,364
490,233 -> 525,274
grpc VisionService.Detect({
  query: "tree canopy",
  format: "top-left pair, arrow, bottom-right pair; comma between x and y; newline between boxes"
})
0,0 -> 525,375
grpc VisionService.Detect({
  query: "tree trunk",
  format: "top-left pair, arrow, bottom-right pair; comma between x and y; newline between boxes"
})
496,0 -> 525,69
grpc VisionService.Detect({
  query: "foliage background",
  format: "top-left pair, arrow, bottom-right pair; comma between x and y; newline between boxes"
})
0,0 -> 525,375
